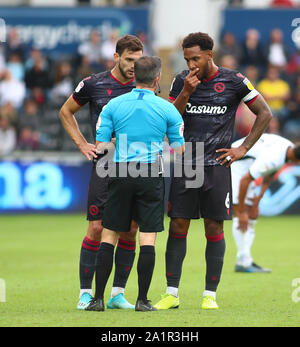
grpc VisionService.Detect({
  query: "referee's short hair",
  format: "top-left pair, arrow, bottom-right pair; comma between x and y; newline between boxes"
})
134,56 -> 162,85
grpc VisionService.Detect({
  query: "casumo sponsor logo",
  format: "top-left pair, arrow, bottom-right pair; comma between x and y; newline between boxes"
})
185,103 -> 227,115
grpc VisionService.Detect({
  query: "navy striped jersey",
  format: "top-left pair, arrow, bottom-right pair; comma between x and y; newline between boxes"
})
72,70 -> 136,141
169,67 -> 259,166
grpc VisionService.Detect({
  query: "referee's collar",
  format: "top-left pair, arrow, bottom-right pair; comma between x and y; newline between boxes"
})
132,88 -> 154,94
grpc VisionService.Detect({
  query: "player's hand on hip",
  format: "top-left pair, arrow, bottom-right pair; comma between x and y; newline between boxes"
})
183,68 -> 201,95
79,142 -> 98,161
216,145 -> 248,167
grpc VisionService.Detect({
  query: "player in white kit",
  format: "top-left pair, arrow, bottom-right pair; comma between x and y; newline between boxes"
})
231,133 -> 300,272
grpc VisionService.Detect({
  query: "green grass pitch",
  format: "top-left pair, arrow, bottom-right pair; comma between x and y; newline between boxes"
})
0,214 -> 299,327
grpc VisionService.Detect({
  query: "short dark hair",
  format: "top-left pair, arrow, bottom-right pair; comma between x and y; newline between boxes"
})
116,34 -> 144,56
134,56 -> 161,85
182,32 -> 214,51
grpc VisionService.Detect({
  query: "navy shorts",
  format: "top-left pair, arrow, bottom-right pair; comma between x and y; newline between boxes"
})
86,164 -> 109,221
168,165 -> 232,221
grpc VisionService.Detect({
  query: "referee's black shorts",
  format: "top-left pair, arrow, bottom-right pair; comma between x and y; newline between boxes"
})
102,174 -> 165,233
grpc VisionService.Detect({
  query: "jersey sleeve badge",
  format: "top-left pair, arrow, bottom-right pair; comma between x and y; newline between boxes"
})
243,77 -> 255,91
75,80 -> 85,93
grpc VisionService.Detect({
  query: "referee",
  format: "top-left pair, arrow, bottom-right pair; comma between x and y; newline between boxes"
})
86,56 -> 185,312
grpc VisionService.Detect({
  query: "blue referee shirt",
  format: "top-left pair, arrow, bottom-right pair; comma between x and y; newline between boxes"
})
96,88 -> 185,163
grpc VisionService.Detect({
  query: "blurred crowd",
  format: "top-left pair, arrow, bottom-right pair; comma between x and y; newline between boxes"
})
215,28 -> 300,142
0,27 -> 154,155
0,24 -> 300,156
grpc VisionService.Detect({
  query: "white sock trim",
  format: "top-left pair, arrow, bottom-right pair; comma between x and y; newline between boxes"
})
203,290 -> 216,300
79,289 -> 93,298
166,286 -> 179,297
110,287 -> 125,298
249,219 -> 257,227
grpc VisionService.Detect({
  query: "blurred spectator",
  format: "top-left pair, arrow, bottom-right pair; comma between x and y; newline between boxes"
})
128,0 -> 150,3
291,73 -> 300,92
75,55 -> 94,84
0,69 -> 26,110
17,98 -> 44,151
78,30 -> 104,69
219,54 -> 238,70
169,38 -> 186,75
227,0 -> 244,6
25,57 -> 52,105
243,65 -> 260,87
0,102 -> 18,126
240,29 -> 266,72
25,57 -> 50,89
0,114 -> 16,156
19,98 -> 41,133
137,30 -> 155,56
25,48 -> 47,72
0,43 -> 5,76
271,0 -> 295,7
31,87 -> 47,107
267,117 -> 281,135
234,102 -> 255,140
18,126 -> 39,151
49,61 -> 73,107
101,29 -> 120,61
286,48 -> 300,76
265,28 -> 289,69
90,0 -> 151,4
6,53 -> 25,81
218,32 -> 242,64
170,38 -> 185,74
257,65 -> 290,122
283,89 -> 300,141
103,59 -> 115,71
5,27 -> 27,63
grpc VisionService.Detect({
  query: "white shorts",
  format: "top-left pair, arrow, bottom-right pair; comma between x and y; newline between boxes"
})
231,159 -> 257,206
